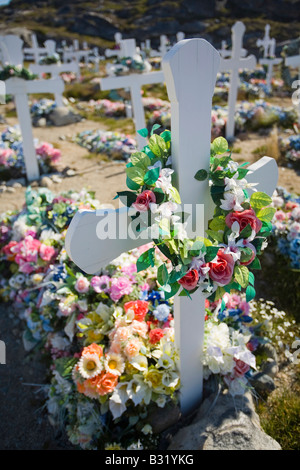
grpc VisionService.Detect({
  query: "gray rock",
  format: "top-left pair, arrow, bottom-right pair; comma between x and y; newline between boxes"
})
6,186 -> 15,193
148,403 -> 181,434
249,372 -> 276,394
49,107 -> 81,127
40,176 -> 53,188
0,185 -> 7,193
7,178 -> 26,188
168,392 -> 281,450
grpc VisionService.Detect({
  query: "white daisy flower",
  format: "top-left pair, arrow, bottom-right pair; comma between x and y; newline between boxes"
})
78,353 -> 103,379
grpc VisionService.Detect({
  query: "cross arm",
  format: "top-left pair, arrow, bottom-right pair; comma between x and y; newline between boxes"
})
285,55 -> 300,67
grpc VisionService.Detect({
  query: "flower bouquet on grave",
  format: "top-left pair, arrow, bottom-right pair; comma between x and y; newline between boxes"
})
0,126 -> 61,180
106,54 -> 152,77
74,129 -> 136,161
77,99 -> 126,118
0,64 -> 37,81
279,134 -> 300,169
38,53 -> 61,65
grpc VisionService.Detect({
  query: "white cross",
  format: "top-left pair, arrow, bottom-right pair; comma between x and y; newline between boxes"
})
176,32 -> 185,42
101,40 -> 164,148
0,34 -> 24,66
257,27 -> 282,93
5,76 -> 65,181
105,33 -> 124,59
286,53 -> 300,123
219,21 -> 256,140
256,24 -> 272,58
65,38 -> 278,414
23,33 -> 47,64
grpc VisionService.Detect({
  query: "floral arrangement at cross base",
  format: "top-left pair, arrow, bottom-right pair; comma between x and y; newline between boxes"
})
106,54 -> 152,77
279,134 -> 300,169
38,53 -> 61,65
74,129 -> 136,161
0,126 -> 61,180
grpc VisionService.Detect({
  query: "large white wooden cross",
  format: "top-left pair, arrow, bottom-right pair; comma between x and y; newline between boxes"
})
101,40 -> 164,148
219,22 -> 257,140
65,38 -> 278,415
0,35 -> 24,66
257,26 -> 282,93
5,76 -> 65,181
285,53 -> 300,124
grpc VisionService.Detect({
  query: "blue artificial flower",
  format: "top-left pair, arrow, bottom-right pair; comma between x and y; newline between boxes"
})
153,303 -> 170,323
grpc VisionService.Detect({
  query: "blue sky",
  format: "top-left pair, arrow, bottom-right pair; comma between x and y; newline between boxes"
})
0,0 -> 11,5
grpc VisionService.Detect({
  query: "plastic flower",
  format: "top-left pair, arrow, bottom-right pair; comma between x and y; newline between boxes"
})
110,277 -> 133,302
78,353 -> 103,379
104,353 -> 125,376
90,275 -> 111,293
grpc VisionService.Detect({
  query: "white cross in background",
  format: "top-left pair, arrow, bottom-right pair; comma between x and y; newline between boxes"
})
0,34 -> 24,66
105,33 -> 124,59
65,38 -> 278,414
23,33 -> 47,64
219,21 -> 257,140
101,38 -> 164,148
5,76 -> 65,181
257,25 -> 282,93
285,52 -> 300,124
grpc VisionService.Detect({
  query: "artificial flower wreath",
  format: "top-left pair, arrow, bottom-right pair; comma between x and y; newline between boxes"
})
0,64 -> 37,81
115,127 -> 276,304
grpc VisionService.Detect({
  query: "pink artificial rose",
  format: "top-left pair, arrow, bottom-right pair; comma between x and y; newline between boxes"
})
225,209 -> 262,234
75,276 -> 90,294
49,148 -> 61,164
39,244 -> 56,262
0,148 -> 13,166
132,190 -> 156,212
91,275 -> 111,293
233,359 -> 250,377
110,277 -> 133,302
178,269 -> 199,291
208,249 -> 234,286
274,210 -> 286,222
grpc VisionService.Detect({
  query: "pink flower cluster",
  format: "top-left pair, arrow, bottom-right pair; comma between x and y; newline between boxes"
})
3,235 -> 56,274
36,142 -> 61,165
0,148 -> 14,166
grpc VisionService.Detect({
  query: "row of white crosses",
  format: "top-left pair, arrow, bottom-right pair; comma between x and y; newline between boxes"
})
65,38 -> 279,414
29,39 -> 80,80
0,35 -> 65,181
257,24 -> 282,93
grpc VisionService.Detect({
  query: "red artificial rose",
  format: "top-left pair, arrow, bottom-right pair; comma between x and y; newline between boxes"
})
208,248 -> 234,286
225,209 -> 262,234
132,190 -> 156,212
2,240 -> 18,261
233,359 -> 250,378
178,269 -> 199,291
149,328 -> 164,344
124,300 -> 149,321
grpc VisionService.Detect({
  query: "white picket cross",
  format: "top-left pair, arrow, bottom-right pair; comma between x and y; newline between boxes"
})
23,33 -> 47,63
65,38 -> 278,414
220,21 -> 256,140
176,32 -> 185,42
5,76 -> 65,181
29,54 -> 80,81
105,33 -> 124,59
286,53 -> 300,123
257,26 -> 282,93
100,68 -> 164,149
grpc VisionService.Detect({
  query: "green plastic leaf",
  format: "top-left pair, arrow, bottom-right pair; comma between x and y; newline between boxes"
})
239,224 -> 253,239
144,166 -> 160,186
126,175 -> 140,191
169,186 -> 181,204
126,166 -> 145,185
204,246 -> 219,262
189,240 -> 205,257
206,229 -> 224,243
116,191 -> 137,207
136,248 -> 155,272
161,282 -> 180,300
160,130 -> 171,142
194,169 -> 208,181
209,216 -> 226,231
211,137 -> 228,155
248,271 -> 255,286
157,264 -> 169,286
131,152 -> 151,170
248,257 -> 261,270
137,128 -> 148,138
237,168 -> 249,179
234,265 -> 249,288
150,124 -> 161,135
250,191 -> 272,210
148,134 -> 167,157
246,285 -> 256,302
256,207 -> 276,223
55,357 -> 77,378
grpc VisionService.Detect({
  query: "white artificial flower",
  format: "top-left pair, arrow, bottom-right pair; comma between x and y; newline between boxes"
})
105,353 -> 125,376
162,370 -> 179,388
109,383 -> 129,419
157,353 -> 174,369
220,191 -> 244,212
141,424 -> 153,435
129,354 -> 148,372
127,375 -> 152,406
78,353 -> 103,379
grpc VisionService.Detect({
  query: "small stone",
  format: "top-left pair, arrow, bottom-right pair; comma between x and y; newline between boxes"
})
12,182 -> 23,189
36,117 -> 47,127
40,176 -> 53,188
0,185 -> 7,193
66,169 -> 76,177
30,181 -> 39,188
249,372 -> 276,394
51,174 -> 63,184
6,186 -> 15,193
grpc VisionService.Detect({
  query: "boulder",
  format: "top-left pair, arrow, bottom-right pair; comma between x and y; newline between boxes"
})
49,107 -> 81,127
168,391 -> 281,450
